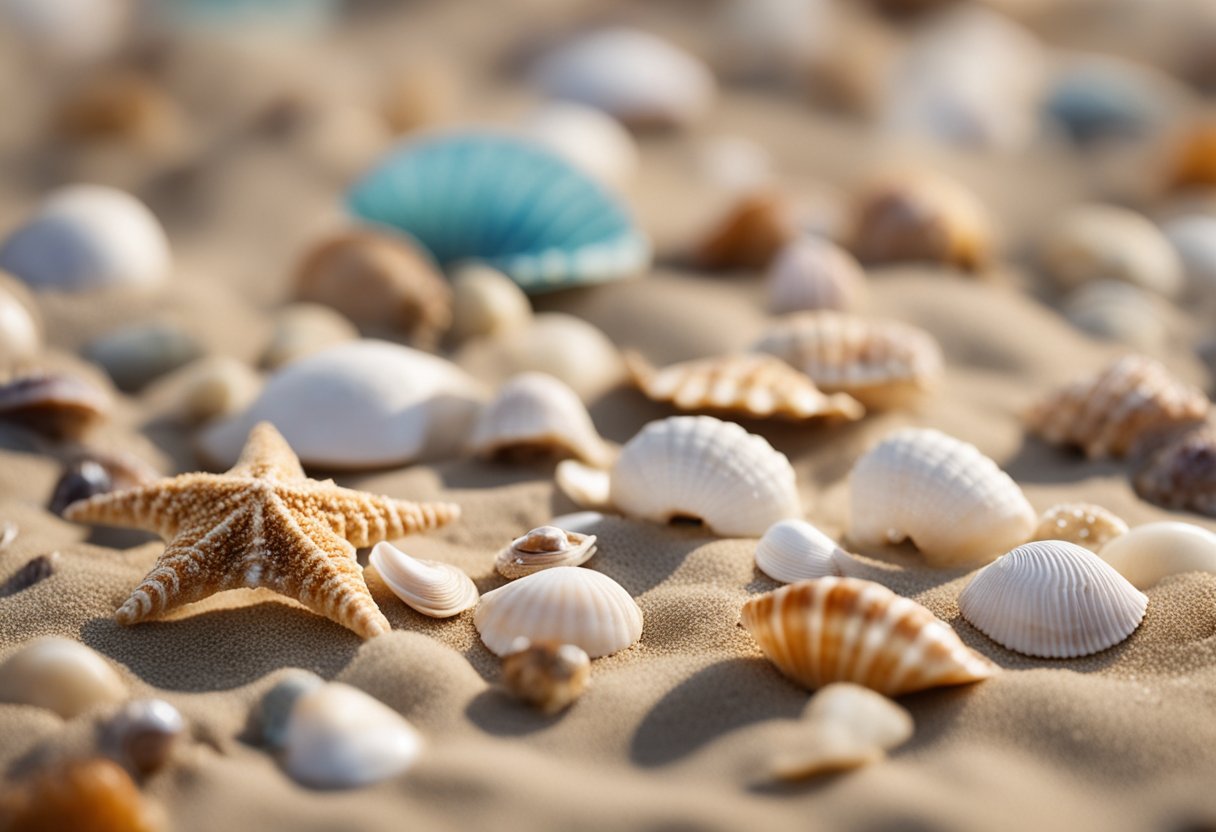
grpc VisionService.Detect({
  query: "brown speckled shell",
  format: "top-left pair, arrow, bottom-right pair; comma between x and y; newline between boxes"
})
1031,503 -> 1128,551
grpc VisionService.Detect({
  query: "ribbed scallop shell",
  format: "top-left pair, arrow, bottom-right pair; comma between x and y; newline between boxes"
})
1031,503 -> 1128,551
1025,355 -> 1210,459
1131,421 -> 1216,516
767,236 -> 867,315
741,577 -> 998,696
848,428 -> 1036,567
369,542 -> 479,618
468,372 -> 613,467
474,567 -> 643,658
755,520 -> 846,584
753,311 -> 944,409
1098,521 -> 1216,589
495,526 -> 598,580
959,540 -> 1148,658
624,351 -> 864,422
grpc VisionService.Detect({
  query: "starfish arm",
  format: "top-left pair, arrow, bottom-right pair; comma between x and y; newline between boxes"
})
63,480 -> 195,537
281,485 -> 461,548
226,421 -> 306,481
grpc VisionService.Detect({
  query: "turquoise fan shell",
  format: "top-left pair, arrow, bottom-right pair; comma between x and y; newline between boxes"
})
346,131 -> 651,293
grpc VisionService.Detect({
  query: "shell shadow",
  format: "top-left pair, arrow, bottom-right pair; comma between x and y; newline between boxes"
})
944,609 -> 1136,675
432,458 -> 555,491
463,687 -> 570,737
1002,435 -> 1126,485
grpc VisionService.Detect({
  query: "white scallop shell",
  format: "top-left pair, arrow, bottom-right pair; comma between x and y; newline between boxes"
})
1097,521 -> 1216,589
200,340 -> 486,469
517,103 -> 638,189
755,519 -> 846,584
959,540 -> 1148,658
848,428 -> 1036,567
495,526 -> 598,580
0,185 -> 170,293
468,372 -> 613,466
0,637 -> 126,718
474,566 -> 642,658
369,542 -> 478,618
767,236 -> 866,315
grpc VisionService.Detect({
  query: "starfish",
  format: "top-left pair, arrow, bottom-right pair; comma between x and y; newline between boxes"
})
63,421 -> 460,638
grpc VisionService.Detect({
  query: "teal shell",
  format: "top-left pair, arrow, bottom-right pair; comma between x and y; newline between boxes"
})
346,131 -> 651,293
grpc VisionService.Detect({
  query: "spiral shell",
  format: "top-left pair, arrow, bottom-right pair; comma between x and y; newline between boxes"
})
1097,521 -> 1216,589
1031,503 -> 1128,551
1131,421 -> 1216,516
495,526 -> 598,580
767,236 -> 867,314
369,542 -> 479,618
755,520 -> 846,584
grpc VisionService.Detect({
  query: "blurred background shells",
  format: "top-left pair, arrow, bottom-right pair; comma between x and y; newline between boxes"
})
468,372 -> 612,466
48,450 -> 157,516
1163,214 -> 1216,306
260,303 -> 359,370
767,236 -> 867,314
105,698 -> 186,776
0,0 -> 130,64
1131,421 -> 1216,516
1038,204 -> 1183,297
84,322 -> 202,392
516,102 -> 639,190
0,636 -> 126,718
0,371 -> 111,440
1041,55 -> 1185,146
1097,521 -> 1216,589
1060,280 -> 1172,351
53,69 -> 184,151
447,265 -> 532,345
694,190 -> 801,270
501,639 -> 591,715
1168,119 -> 1216,190
0,757 -> 162,832
141,356 -> 262,426
0,272 -> 42,367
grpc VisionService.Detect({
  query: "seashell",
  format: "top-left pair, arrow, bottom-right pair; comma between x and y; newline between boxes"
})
1169,119 -> 1216,190
143,356 -> 262,425
1164,214 -> 1216,305
741,576 -> 998,695
282,682 -> 425,789
1097,521 -> 1216,589
294,229 -> 451,347
0,272 -> 41,366
0,551 -> 60,597
1131,421 -> 1216,516
710,0 -> 833,81
0,371 -> 110,440
531,27 -> 716,129
958,540 -> 1148,658
467,372 -> 613,466
694,190 -> 800,270
257,670 -> 325,751
517,102 -> 638,190
1039,204 -> 1183,297
1031,503 -> 1128,552
201,340 -> 486,470
381,63 -> 457,136
769,682 -> 913,781
501,638 -> 591,715
848,428 -> 1036,567
54,69 -> 180,148
766,236 -> 866,315
448,264 -> 532,344
347,131 -> 650,293
848,172 -> 992,271
1061,280 -> 1170,351
105,698 -> 186,776
0,184 -> 170,293
49,451 -> 158,517
0,0 -> 129,64
0,520 -> 14,550
1043,56 -> 1180,145
495,525 -> 597,580
85,323 -> 202,392
554,460 -> 613,511
624,351 -> 864,422
0,758 -> 162,832
260,302 -> 359,370
755,519 -> 846,584
753,311 -> 943,409
368,542 -> 478,618
474,567 -> 643,658
1024,355 -> 1209,459
695,135 -> 775,195
0,637 -> 126,718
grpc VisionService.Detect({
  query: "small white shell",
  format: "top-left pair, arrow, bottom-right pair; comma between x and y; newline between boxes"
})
755,519 -> 846,584
848,428 -> 1036,567
448,265 -> 532,344
767,236 -> 867,314
1040,204 -> 1184,297
495,526 -> 598,580
282,682 -> 424,789
369,542 -> 478,618
1031,503 -> 1128,551
1097,521 -> 1216,589
468,372 -> 613,466
0,636 -> 126,718
517,103 -> 638,189
959,540 -> 1148,658
475,567 -> 642,658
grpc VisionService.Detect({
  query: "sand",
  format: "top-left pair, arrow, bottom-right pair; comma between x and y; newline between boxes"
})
3,2 -> 1216,830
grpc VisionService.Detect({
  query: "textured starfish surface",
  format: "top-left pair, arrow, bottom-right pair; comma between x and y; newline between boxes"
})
63,421 -> 461,638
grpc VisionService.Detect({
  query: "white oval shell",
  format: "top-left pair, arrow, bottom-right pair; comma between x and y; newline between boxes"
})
848,428 -> 1036,567
517,103 -> 638,189
610,415 -> 802,537
767,236 -> 866,314
755,519 -> 846,584
474,567 -> 642,658
369,542 -> 478,618
495,526 -> 598,580
959,540 -> 1148,658
1040,203 -> 1183,297
1097,521 -> 1216,589
1165,214 -> 1216,305
0,636 -> 126,718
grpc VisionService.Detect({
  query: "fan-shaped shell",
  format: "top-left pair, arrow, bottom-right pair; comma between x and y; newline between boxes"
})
1097,521 -> 1216,589
741,576 -> 998,696
959,540 -> 1147,658
755,520 -> 846,584
1132,421 -> 1216,516
1031,503 -> 1128,551
369,542 -> 478,618
346,131 -> 650,293
767,236 -> 867,314
624,351 -> 864,422
1024,355 -> 1209,459
753,311 -> 943,409
1040,204 -> 1183,297
474,567 -> 642,658
848,428 -> 1036,567
495,526 -> 598,579
468,372 -> 613,466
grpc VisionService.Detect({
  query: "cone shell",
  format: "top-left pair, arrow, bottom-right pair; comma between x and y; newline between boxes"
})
1025,355 -> 1209,459
495,526 -> 598,580
1098,521 -> 1216,589
608,415 -> 802,537
468,372 -> 613,466
848,428 -> 1036,567
959,540 -> 1148,658
1132,421 -> 1216,516
1032,503 -> 1128,551
767,236 -> 867,314
474,567 -> 642,658
755,520 -> 846,584
625,351 -> 863,423
753,311 -> 943,409
369,542 -> 478,618
741,576 -> 998,696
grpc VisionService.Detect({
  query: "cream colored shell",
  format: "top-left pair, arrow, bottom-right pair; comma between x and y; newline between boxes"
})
495,525 -> 598,579
369,542 -> 479,618
755,519 -> 846,584
0,637 -> 126,718
1097,521 -> 1216,589
554,460 -> 613,511
1040,203 -> 1183,297
959,540 -> 1147,658
449,265 -> 532,344
767,236 -> 867,315
1031,503 -> 1128,551
848,428 -> 1036,567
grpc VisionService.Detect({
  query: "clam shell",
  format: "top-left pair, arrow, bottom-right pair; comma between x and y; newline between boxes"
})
1097,521 -> 1216,589
0,371 -> 110,440
848,428 -> 1036,567
625,351 -> 863,423
767,236 -> 867,315
474,567 -> 642,658
1132,421 -> 1216,516
1024,355 -> 1209,459
0,637 -> 126,718
958,540 -> 1148,658
694,190 -> 800,270
501,639 -> 592,715
468,372 -> 613,466
1040,204 -> 1183,297
448,265 -> 533,343
517,103 -> 638,190
105,698 -> 186,776
755,519 -> 846,584
1061,280 -> 1170,352
753,311 -> 943,409
495,525 -> 598,580
347,131 -> 650,293
741,576 -> 998,695
369,542 -> 478,618
1031,503 -> 1128,551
